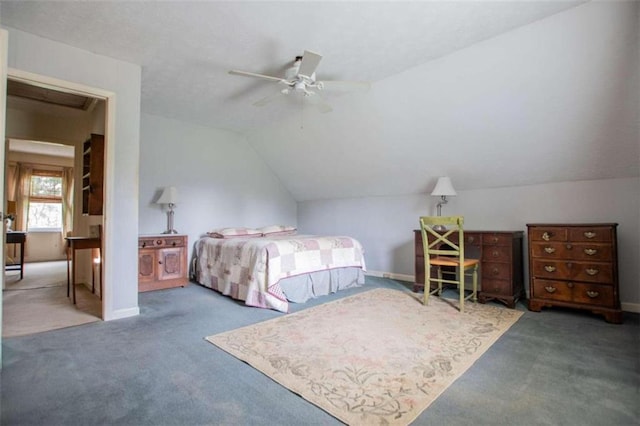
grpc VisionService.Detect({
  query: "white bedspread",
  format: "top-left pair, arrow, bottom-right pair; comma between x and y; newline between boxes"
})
194,235 -> 367,312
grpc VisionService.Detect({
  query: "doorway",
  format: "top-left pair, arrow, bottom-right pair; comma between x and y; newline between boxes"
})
3,78 -> 106,336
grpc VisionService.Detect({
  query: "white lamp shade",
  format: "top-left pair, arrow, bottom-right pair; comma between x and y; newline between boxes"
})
156,186 -> 178,205
431,177 -> 456,197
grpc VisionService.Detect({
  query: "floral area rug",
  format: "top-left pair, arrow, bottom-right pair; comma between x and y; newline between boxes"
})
206,288 -> 523,425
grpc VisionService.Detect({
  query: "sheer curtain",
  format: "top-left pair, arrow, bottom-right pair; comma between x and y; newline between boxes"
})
14,163 -> 32,232
6,163 -> 17,201
61,166 -> 74,240
5,163 -> 17,228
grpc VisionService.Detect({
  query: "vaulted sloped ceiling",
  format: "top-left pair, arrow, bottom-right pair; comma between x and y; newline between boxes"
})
1,1 -> 637,201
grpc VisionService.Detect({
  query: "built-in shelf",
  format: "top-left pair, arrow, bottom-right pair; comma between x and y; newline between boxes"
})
81,134 -> 104,216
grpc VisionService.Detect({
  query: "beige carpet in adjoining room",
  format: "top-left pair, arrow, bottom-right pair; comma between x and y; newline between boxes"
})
207,288 -> 523,426
3,261 -> 101,338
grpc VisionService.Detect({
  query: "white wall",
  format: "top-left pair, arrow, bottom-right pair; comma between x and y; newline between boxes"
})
138,113 -> 297,262
6,106 -> 93,144
4,27 -> 142,320
298,177 -> 640,310
247,2 -> 639,202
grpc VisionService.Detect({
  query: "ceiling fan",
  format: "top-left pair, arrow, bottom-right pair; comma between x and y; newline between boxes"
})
228,50 -> 370,113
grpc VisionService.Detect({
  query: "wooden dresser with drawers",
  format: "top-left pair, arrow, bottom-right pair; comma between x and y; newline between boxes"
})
527,223 -> 621,323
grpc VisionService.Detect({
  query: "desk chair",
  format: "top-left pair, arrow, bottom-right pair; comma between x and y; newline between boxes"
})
419,216 -> 479,312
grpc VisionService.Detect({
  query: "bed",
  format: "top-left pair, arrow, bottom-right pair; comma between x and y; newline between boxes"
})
193,231 -> 366,312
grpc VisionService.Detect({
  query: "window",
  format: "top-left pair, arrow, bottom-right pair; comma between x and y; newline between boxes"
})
27,170 -> 63,232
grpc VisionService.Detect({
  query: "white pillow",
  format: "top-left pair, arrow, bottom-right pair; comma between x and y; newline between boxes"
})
207,227 -> 263,239
258,225 -> 297,236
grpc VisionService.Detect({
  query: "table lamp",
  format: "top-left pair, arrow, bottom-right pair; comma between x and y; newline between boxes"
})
156,186 -> 178,234
431,177 -> 456,217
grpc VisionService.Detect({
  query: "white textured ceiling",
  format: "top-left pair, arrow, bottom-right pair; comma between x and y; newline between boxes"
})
2,1 -> 637,202
1,1 -> 584,133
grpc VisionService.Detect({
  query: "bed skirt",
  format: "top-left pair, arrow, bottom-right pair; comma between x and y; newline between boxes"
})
278,267 -> 365,303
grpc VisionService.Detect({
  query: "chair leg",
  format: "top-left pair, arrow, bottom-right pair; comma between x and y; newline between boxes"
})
424,267 -> 442,306
459,267 -> 465,313
472,266 -> 478,303
423,277 -> 430,305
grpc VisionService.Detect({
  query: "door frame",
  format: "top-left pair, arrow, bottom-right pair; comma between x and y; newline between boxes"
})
2,67 -> 116,338
0,29 -> 8,366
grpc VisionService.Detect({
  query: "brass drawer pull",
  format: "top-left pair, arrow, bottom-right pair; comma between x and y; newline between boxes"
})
542,232 -> 552,241
467,236 -> 475,243
586,291 -> 599,298
544,247 -> 556,254
585,268 -> 599,276
492,268 -> 500,276
492,250 -> 500,258
584,231 -> 597,239
544,265 -> 556,272
544,286 -> 557,293
584,248 -> 597,256
492,236 -> 499,243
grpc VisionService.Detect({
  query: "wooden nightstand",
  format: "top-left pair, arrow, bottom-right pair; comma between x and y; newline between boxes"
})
138,234 -> 188,292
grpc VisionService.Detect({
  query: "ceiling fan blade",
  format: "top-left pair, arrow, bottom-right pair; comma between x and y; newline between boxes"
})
252,90 -> 285,107
229,70 -> 284,83
298,50 -> 322,78
320,80 -> 371,92
305,92 -> 333,113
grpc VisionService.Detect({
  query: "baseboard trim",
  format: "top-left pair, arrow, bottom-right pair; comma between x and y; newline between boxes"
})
621,302 -> 639,314
103,307 -> 140,321
365,270 -> 413,283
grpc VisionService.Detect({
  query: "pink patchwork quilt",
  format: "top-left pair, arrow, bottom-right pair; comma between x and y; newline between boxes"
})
194,235 -> 367,312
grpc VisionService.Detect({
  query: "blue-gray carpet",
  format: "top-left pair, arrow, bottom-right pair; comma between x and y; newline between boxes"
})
2,276 -> 638,425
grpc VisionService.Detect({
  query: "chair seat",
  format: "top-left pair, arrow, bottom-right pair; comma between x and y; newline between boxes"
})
430,257 -> 480,268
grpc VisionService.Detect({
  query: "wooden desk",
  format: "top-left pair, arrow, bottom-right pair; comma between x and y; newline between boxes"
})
414,229 -> 525,308
66,236 -> 101,304
6,231 -> 27,280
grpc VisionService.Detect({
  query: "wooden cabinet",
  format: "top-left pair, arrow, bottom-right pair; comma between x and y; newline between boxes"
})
414,229 -> 524,308
81,134 -> 104,216
138,234 -> 188,292
527,223 -> 621,323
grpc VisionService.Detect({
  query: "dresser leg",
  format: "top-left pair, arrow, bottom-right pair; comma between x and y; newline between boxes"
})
602,310 -> 623,324
528,299 -> 543,312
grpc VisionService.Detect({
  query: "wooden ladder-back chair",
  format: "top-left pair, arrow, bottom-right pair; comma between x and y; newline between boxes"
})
419,216 -> 480,312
